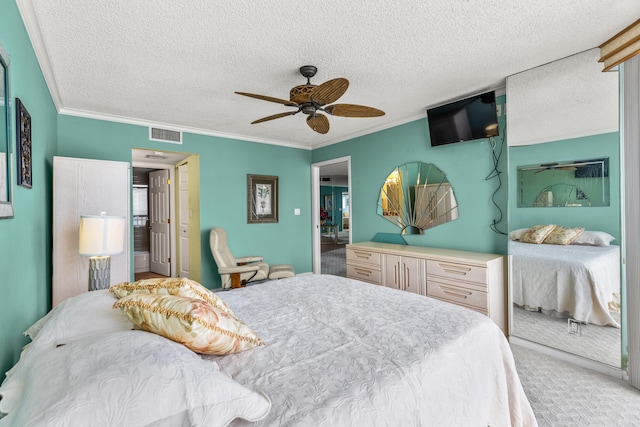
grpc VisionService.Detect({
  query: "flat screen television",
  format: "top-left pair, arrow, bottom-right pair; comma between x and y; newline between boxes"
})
427,91 -> 499,147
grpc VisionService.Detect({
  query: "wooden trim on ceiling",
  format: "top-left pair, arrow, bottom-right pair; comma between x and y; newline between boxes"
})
599,19 -> 640,72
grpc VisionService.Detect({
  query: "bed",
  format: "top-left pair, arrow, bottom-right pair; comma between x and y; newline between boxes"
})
510,240 -> 621,327
0,274 -> 536,426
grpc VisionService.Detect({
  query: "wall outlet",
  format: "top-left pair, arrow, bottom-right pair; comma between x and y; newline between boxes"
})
568,319 -> 581,335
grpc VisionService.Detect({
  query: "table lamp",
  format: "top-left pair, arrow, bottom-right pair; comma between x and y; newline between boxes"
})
79,212 -> 125,291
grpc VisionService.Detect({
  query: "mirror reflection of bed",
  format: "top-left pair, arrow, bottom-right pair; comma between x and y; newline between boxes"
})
509,227 -> 621,366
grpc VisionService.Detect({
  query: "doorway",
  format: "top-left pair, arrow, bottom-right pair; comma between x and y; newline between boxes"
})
132,149 -> 201,281
312,156 -> 351,275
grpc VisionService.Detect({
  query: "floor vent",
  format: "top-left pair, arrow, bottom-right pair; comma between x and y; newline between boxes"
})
149,127 -> 182,144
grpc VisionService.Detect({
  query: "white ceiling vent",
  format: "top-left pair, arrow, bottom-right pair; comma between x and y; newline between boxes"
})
149,127 -> 182,144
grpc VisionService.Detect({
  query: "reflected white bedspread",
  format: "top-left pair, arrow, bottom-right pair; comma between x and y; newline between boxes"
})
211,275 -> 536,426
510,241 -> 620,327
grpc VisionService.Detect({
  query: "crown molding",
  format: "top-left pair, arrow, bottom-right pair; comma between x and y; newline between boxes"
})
59,107 -> 312,150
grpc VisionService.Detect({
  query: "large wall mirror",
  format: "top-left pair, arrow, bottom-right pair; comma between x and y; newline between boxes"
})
507,49 -> 622,369
0,42 -> 13,219
377,162 -> 458,234
517,158 -> 610,208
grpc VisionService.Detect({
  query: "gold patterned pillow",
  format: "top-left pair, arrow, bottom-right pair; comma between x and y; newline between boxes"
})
110,278 -> 237,320
114,294 -> 264,355
543,226 -> 584,245
519,224 -> 556,244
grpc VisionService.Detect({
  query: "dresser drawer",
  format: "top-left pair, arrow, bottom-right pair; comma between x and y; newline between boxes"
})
347,264 -> 382,285
427,277 -> 488,311
347,248 -> 382,266
426,259 -> 487,284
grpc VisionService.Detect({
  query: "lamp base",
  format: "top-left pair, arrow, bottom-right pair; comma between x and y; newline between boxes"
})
88,256 -> 111,291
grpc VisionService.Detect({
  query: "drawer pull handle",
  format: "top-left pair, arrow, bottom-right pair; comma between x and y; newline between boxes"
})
441,287 -> 472,300
439,264 -> 472,276
354,267 -> 373,276
353,251 -> 373,260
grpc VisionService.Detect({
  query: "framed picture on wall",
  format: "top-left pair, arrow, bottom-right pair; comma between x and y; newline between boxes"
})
324,194 -> 333,211
247,174 -> 278,223
16,98 -> 32,188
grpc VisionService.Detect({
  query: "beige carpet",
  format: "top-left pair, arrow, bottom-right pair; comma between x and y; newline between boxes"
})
512,344 -> 640,426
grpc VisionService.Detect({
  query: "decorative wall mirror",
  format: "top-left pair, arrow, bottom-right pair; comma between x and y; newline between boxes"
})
517,158 -> 610,208
377,162 -> 458,234
0,42 -> 13,219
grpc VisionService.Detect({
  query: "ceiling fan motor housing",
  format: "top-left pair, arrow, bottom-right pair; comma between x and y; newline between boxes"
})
290,85 -> 316,104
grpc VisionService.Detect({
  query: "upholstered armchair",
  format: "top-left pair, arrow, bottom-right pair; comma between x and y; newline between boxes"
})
209,227 -> 270,289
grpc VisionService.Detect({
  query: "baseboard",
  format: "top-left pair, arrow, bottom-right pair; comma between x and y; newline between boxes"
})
510,336 -> 627,380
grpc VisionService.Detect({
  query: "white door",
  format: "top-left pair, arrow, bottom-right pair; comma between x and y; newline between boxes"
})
150,169 -> 171,276
178,163 -> 190,278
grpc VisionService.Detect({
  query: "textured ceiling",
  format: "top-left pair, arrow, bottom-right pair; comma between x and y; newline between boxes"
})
16,0 -> 640,149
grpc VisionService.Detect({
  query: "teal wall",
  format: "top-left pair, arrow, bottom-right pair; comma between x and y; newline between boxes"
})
57,116 -> 314,288
508,132 -> 621,242
0,1 -> 59,376
313,95 -> 509,255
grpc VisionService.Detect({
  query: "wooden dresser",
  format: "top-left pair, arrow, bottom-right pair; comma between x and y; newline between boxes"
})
346,241 -> 506,334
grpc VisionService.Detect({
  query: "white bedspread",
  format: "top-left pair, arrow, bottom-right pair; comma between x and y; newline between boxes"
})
510,241 -> 620,327
211,275 -> 536,426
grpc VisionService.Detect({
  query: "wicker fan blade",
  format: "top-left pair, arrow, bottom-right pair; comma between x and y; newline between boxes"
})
235,92 -> 298,107
325,104 -> 385,117
251,111 -> 297,124
310,78 -> 349,105
306,114 -> 330,134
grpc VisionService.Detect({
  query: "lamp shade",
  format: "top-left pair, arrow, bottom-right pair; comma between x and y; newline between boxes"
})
79,213 -> 125,256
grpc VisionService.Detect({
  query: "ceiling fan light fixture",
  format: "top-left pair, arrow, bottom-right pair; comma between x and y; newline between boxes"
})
301,105 -> 316,115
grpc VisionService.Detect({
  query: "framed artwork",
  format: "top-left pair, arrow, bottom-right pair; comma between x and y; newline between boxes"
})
324,194 -> 333,211
16,98 -> 32,188
247,174 -> 278,223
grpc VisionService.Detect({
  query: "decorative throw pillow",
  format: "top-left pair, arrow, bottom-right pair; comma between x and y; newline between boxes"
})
114,294 -> 264,355
572,230 -> 616,246
543,226 -> 584,245
110,278 -> 237,320
519,224 -> 556,244
509,228 -> 529,241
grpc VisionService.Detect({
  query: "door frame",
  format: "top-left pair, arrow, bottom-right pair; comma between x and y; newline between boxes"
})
311,156 -> 352,273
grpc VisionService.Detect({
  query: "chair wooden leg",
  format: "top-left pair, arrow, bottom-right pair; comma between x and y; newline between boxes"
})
231,273 -> 241,289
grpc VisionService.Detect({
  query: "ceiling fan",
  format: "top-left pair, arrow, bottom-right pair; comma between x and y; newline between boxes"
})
235,65 -> 385,134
